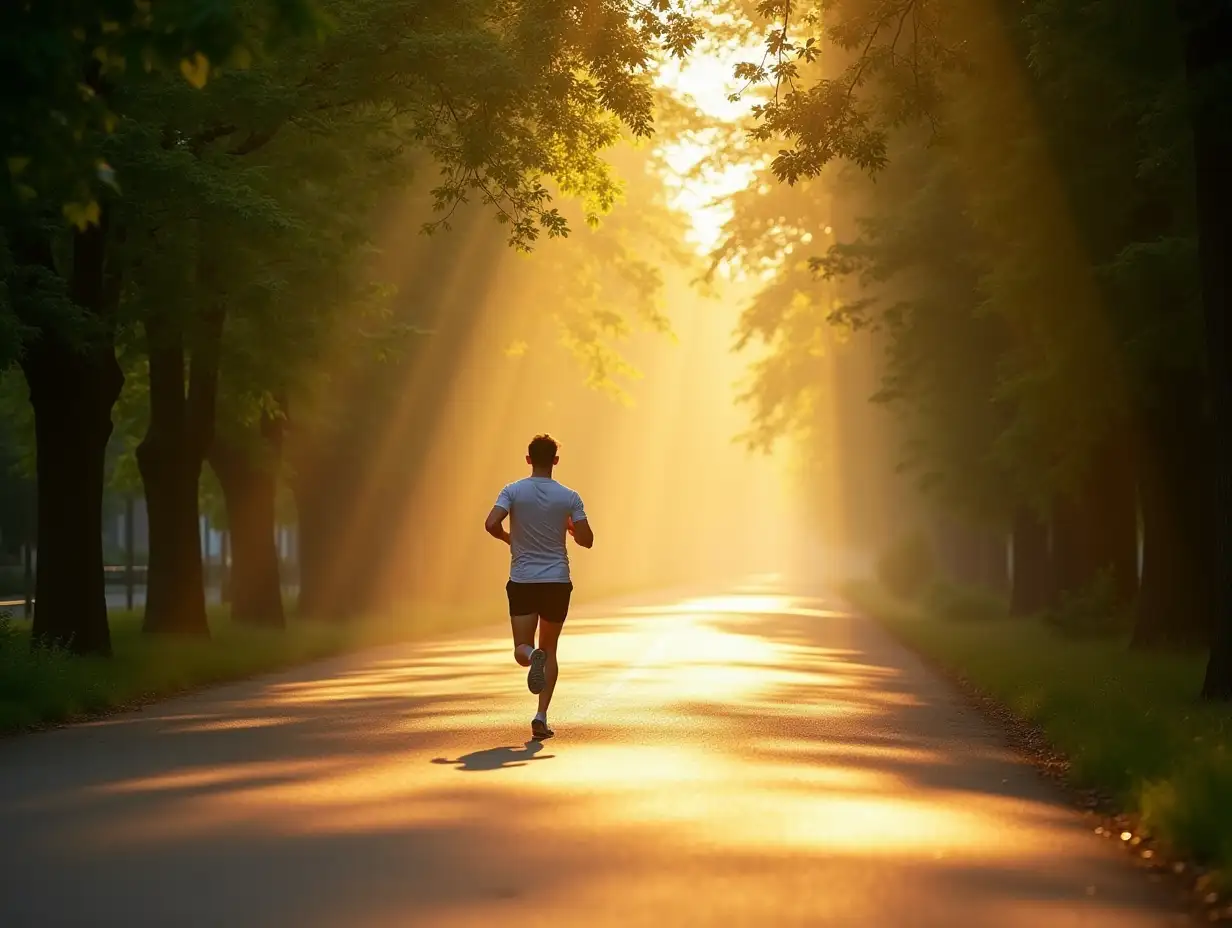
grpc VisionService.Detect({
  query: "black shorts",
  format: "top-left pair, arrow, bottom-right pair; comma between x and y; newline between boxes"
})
506,581 -> 573,624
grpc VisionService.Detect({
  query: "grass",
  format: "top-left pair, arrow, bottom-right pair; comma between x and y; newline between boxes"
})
845,578 -> 1232,886
0,602 -> 496,737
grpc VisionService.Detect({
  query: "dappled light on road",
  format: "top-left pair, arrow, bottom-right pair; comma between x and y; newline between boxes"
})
0,585 -> 1187,927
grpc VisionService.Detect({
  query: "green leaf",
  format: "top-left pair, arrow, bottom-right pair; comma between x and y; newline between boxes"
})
179,53 -> 211,89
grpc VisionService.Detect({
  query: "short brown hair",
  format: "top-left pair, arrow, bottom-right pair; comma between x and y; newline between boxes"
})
528,433 -> 558,467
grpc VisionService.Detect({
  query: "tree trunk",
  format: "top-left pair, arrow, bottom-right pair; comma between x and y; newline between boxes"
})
210,415 -> 285,628
1179,0 -> 1232,697
1091,432 -> 1140,605
1051,493 -> 1097,605
1052,433 -> 1138,606
1010,506 -> 1052,616
20,222 -> 124,654
1133,376 -> 1213,649
138,300 -> 224,636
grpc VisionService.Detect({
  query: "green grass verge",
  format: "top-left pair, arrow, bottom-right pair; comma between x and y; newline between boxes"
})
0,603 -> 495,737
845,579 -> 1232,885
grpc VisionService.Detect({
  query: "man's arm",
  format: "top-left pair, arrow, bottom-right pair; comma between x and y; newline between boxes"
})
568,494 -> 594,549
485,506 -> 511,545
570,518 -> 594,549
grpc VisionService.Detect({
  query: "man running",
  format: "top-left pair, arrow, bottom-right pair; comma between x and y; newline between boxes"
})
485,433 -> 594,741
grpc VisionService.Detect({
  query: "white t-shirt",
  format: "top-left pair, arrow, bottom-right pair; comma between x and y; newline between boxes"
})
494,476 -> 587,583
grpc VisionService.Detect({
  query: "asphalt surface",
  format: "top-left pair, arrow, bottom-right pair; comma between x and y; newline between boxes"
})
0,578 -> 1193,926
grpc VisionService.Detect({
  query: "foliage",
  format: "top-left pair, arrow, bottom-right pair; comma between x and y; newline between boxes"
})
0,0 -> 705,648
719,0 -> 1197,514
1141,750 -> 1232,877
1043,567 -> 1132,639
923,579 -> 1007,623
0,0 -> 324,219
525,143 -> 688,399
715,0 -> 1223,688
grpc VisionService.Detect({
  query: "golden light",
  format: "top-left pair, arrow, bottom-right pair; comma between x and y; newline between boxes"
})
268,18 -> 823,640
655,37 -> 762,255
73,596 -> 1077,885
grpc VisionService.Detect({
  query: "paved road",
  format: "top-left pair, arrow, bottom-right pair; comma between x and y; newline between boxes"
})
0,578 -> 1191,927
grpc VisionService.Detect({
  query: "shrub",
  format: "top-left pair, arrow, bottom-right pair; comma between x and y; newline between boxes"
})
924,579 -> 1008,622
1141,750 -> 1232,870
875,531 -> 936,600
1044,567 -> 1130,638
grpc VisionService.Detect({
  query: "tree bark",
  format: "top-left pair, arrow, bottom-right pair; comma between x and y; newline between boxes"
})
1049,493 -> 1088,606
1090,430 -> 1140,604
19,222 -> 124,654
1178,0 -> 1232,697
1133,374 -> 1214,649
210,412 -> 285,628
1052,433 -> 1139,606
1010,506 -> 1052,616
137,299 -> 224,636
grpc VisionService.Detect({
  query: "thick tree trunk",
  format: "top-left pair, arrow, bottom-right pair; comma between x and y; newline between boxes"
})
1179,1 -> 1232,697
1133,374 -> 1214,649
20,222 -> 123,654
138,301 -> 223,636
1051,493 -> 1100,604
1091,432 -> 1140,604
1052,433 -> 1138,606
210,416 -> 285,628
138,331 -> 208,635
1010,506 -> 1052,616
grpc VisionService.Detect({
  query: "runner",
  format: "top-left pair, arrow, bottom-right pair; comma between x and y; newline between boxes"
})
485,433 -> 594,740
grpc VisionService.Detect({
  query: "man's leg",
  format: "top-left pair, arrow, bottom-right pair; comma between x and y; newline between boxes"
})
511,613 -> 538,666
530,584 -> 571,739
535,617 -> 564,717
513,611 -> 550,697
508,581 -> 540,668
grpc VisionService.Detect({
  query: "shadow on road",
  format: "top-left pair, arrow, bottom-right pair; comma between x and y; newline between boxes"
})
432,741 -> 552,771
0,585 -> 1191,927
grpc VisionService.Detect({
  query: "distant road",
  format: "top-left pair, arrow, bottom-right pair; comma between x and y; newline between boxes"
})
0,579 -> 1191,926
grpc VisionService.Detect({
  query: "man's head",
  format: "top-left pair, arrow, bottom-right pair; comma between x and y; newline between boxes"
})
527,433 -> 559,471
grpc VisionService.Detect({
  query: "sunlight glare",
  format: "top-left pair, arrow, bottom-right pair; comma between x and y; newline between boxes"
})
655,38 -> 761,254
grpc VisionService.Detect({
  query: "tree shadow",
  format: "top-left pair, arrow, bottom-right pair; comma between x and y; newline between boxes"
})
0,584 -> 1192,927
431,740 -> 553,771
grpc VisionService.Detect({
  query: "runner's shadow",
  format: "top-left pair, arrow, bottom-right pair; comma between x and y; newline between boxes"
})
431,741 -> 553,771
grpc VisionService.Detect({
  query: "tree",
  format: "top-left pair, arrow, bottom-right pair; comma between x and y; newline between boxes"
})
1179,0 -> 1232,696
728,0 -> 1225,663
0,0 -> 322,219
6,0 -> 702,648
